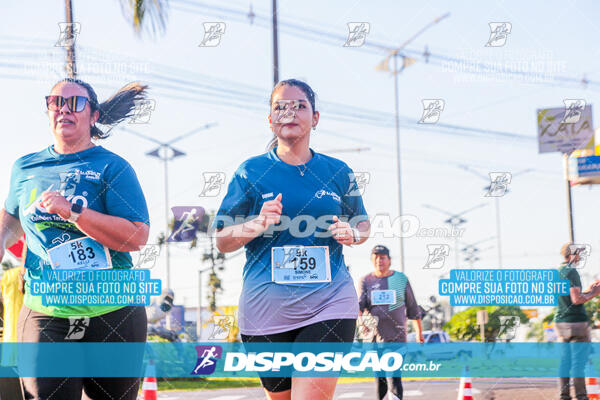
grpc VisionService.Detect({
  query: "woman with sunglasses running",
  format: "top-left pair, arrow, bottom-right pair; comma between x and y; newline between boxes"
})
214,79 -> 371,400
0,78 -> 150,399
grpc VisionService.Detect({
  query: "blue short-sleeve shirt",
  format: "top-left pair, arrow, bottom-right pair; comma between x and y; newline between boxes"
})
213,147 -> 368,335
4,144 -> 149,317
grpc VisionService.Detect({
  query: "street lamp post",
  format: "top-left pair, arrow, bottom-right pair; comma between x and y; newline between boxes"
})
458,165 -> 533,267
120,123 -> 217,329
272,0 -> 279,85
197,265 -> 213,340
121,123 -> 217,290
64,0 -> 76,77
376,13 -> 450,273
459,236 -> 496,267
422,203 -> 487,269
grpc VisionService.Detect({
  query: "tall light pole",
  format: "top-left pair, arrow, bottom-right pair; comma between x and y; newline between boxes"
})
376,13 -> 450,273
197,244 -> 243,341
197,265 -> 213,340
121,123 -> 217,330
272,0 -> 279,85
120,123 -> 217,292
563,153 -> 575,243
64,0 -> 76,77
459,236 -> 496,267
458,165 -> 533,267
422,203 -> 487,269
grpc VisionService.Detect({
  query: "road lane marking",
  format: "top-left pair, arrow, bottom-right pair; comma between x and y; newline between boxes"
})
337,392 -> 364,398
207,396 -> 247,400
456,388 -> 481,394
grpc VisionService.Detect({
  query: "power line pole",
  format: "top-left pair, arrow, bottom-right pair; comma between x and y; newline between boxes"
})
64,0 -> 76,77
197,265 -> 212,340
120,123 -> 217,327
494,197 -> 502,266
392,54 -> 405,273
458,165 -> 533,267
459,236 -> 495,267
564,153 -> 575,242
423,203 -> 487,269
272,0 -> 279,85
377,13 -> 450,273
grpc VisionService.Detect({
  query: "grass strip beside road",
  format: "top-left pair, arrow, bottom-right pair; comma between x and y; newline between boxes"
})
156,377 -> 449,391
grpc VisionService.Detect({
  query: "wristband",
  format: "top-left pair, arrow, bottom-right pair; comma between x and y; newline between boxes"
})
351,228 -> 360,244
67,203 -> 83,223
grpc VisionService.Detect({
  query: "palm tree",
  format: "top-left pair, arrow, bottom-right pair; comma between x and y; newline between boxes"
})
64,0 -> 169,77
117,0 -> 169,36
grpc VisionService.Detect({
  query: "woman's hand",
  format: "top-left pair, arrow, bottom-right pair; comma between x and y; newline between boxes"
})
253,193 -> 283,232
216,194 -> 283,253
328,216 -> 355,246
40,190 -> 71,220
585,280 -> 600,294
18,267 -> 26,294
38,193 -> 149,252
589,281 -> 600,297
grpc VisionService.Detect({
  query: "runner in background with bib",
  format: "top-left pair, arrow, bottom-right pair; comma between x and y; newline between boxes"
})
214,79 -> 371,400
0,78 -> 150,399
358,245 -> 424,400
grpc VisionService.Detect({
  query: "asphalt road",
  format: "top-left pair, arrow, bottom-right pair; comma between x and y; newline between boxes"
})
153,377 -> 560,400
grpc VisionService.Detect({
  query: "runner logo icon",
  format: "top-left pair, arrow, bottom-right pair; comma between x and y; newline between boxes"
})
485,22 -> 512,47
344,22 -> 370,47
191,345 -> 223,375
199,22 -> 226,47
65,317 -> 90,340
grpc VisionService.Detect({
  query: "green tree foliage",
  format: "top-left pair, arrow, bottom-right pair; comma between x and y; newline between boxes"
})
585,297 -> 600,328
118,0 -> 169,37
158,210 -> 225,312
443,306 -> 530,342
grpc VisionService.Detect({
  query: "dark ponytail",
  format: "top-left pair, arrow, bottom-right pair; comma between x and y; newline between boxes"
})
52,78 -> 149,139
267,79 -> 317,151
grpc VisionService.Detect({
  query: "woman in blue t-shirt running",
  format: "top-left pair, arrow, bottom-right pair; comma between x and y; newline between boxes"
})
214,79 -> 371,399
0,78 -> 150,399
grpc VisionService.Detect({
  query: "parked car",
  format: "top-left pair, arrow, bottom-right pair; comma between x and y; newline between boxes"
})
407,330 -> 451,344
405,330 -> 471,361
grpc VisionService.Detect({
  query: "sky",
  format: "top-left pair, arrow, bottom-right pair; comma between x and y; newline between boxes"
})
1,0 -> 600,315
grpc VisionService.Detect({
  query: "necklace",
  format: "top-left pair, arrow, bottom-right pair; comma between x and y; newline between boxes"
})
296,164 -> 307,176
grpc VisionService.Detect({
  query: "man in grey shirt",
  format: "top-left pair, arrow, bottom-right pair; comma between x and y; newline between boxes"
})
358,245 -> 424,400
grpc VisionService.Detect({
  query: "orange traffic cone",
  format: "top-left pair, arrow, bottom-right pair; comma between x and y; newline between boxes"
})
587,362 -> 600,400
142,361 -> 158,400
457,366 -> 473,400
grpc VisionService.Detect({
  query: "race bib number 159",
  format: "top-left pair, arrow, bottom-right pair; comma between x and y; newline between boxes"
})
271,245 -> 331,284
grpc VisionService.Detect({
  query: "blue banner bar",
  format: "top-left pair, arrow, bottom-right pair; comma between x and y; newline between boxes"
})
1,342 -> 599,378
438,269 -> 569,306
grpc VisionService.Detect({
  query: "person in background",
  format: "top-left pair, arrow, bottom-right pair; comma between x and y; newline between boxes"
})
555,243 -> 600,400
358,244 -> 424,400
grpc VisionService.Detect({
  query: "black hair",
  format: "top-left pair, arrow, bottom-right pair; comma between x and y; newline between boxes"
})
267,79 -> 317,150
51,78 -> 148,139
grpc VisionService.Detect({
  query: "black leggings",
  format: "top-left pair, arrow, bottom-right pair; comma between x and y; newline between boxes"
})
17,305 -> 147,400
377,376 -> 402,400
241,318 -> 356,393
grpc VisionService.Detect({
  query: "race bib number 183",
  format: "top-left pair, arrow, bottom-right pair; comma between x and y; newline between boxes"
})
47,237 -> 112,270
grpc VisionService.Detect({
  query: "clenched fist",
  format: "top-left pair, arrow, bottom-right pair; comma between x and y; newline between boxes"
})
328,215 -> 355,246
40,190 -> 71,220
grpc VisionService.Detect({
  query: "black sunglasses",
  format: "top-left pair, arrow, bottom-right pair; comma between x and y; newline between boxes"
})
45,95 -> 90,113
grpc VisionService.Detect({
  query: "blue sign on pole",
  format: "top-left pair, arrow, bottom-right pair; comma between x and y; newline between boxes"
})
570,155 -> 600,178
